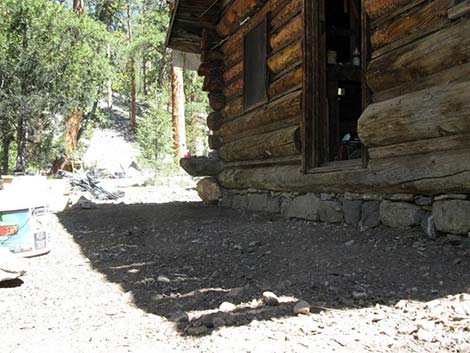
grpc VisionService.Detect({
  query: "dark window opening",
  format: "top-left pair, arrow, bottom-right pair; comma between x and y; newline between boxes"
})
244,19 -> 268,110
324,0 -> 363,163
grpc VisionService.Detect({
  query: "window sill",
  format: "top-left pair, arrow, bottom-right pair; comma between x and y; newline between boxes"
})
306,159 -> 363,174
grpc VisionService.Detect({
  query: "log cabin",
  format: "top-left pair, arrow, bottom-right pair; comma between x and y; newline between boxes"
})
167,0 -> 470,234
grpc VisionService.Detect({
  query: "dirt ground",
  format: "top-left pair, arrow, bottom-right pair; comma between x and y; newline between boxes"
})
1,186 -> 470,353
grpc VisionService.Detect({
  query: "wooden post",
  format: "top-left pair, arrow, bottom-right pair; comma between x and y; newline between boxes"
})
171,59 -> 188,159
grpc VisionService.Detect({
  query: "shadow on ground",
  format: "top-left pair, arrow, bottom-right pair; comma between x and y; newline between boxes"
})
57,202 -> 470,336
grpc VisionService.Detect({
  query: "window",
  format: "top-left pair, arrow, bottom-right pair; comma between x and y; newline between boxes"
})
244,19 -> 268,109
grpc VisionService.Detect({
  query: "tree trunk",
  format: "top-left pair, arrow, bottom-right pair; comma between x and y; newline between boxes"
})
171,61 -> 187,159
1,138 -> 11,174
142,54 -> 148,97
65,109 -> 82,153
106,42 -> 113,109
73,0 -> 85,15
127,2 -> 137,130
64,0 -> 85,154
15,117 -> 26,173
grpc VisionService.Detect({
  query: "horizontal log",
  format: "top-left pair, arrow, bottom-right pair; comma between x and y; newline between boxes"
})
222,0 -> 287,56
202,74 -> 224,92
224,96 -> 244,118
369,133 -> 470,160
223,76 -> 243,98
201,50 -> 224,63
208,135 -> 224,150
225,155 -> 301,168
267,40 -> 302,74
371,0 -> 449,50
200,29 -> 220,52
180,157 -> 224,177
198,61 -> 223,77
220,114 -> 299,143
271,0 -> 302,31
358,81 -> 470,147
207,111 -> 224,131
218,147 -> 470,194
367,20 -> 470,93
225,50 -> 243,70
364,0 -> 414,20
219,126 -> 301,162
270,14 -> 302,51
449,0 -> 470,20
269,65 -> 303,98
209,93 -> 226,111
216,0 -> 262,37
373,62 -> 470,102
224,61 -> 243,83
217,90 -> 302,136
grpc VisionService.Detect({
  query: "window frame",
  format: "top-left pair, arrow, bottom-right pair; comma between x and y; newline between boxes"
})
243,16 -> 269,112
302,0 -> 370,173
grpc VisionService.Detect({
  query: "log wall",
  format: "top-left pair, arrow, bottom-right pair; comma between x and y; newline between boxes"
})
355,0 -> 470,194
196,0 -> 470,195
199,0 -> 303,165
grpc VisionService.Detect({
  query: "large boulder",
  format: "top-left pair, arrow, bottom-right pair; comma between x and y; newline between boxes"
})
433,200 -> 470,235
380,201 -> 425,228
360,201 -> 381,228
284,193 -> 321,221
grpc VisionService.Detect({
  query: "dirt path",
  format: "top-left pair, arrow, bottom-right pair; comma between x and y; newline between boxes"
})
1,187 -> 470,353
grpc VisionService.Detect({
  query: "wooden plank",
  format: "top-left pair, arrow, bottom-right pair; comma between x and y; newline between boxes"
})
302,0 -> 318,171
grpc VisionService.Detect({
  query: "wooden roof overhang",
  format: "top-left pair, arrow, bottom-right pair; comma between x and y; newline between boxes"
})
166,0 -> 222,53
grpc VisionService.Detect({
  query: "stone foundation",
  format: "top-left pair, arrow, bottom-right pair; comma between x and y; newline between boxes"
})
220,189 -> 470,238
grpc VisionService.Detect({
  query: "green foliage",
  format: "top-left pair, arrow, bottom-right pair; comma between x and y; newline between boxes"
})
0,0 -> 112,172
0,0 -> 210,175
136,92 -> 176,174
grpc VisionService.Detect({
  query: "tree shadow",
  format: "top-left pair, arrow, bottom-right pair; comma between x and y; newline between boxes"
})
57,202 -> 470,336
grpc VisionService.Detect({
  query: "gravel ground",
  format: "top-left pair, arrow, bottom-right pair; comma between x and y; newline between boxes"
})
1,186 -> 470,353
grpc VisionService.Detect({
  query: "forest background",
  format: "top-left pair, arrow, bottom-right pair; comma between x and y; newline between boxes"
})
0,0 -> 208,175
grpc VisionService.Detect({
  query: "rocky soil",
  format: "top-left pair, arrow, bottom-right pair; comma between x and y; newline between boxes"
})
1,186 -> 470,353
